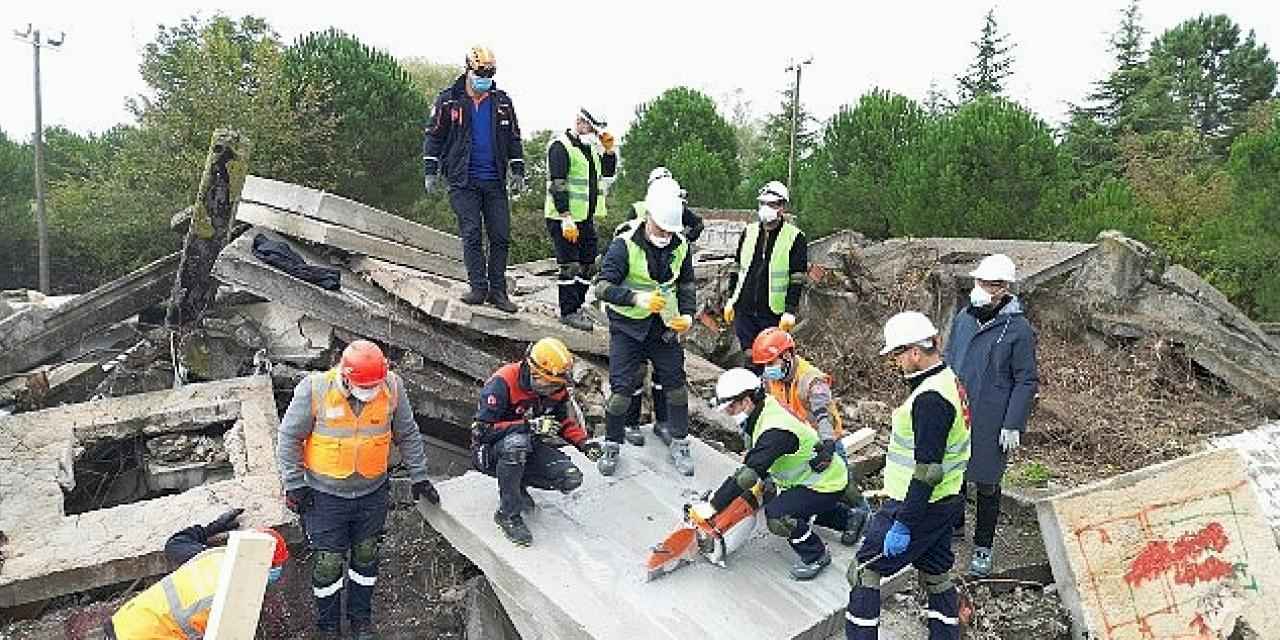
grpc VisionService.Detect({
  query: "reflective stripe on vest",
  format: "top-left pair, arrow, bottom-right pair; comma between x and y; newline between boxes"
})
749,395 -> 847,493
111,548 -> 223,639
881,368 -> 971,502
727,222 -> 801,314
766,357 -> 844,438
605,235 -> 688,320
544,133 -> 606,221
303,369 -> 399,481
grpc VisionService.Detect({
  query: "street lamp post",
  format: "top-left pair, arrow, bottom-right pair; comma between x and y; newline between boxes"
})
13,24 -> 64,294
784,57 -> 812,192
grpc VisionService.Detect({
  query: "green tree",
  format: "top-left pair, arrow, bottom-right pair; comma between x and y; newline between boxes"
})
400,57 -> 464,102
956,9 -> 1015,102
744,87 -> 818,210
617,87 -> 740,208
1219,101 -> 1280,317
282,29 -> 428,211
0,129 -> 35,289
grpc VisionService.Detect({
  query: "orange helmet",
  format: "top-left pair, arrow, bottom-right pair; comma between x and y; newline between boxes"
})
341,340 -> 388,387
260,528 -> 289,567
751,327 -> 796,364
526,337 -> 573,386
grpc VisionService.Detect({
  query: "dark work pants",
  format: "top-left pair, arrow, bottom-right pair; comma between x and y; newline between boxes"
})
764,486 -> 850,564
848,497 -> 963,640
733,310 -> 781,351
545,217 -> 598,317
479,431 -> 579,518
449,180 -> 510,295
957,481 -> 1002,548
304,483 -> 389,631
606,322 -> 688,444
625,364 -> 670,427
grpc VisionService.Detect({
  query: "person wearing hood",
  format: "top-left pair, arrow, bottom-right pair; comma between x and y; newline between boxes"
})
943,254 -> 1039,578
723,181 -> 808,351
422,45 -> 525,313
544,108 -> 618,331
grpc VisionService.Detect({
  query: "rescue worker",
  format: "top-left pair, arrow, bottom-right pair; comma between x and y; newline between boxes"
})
943,254 -> 1039,577
846,312 -> 970,640
752,327 -> 870,539
277,340 -> 438,640
472,337 -> 604,546
593,180 -> 697,476
546,108 -> 617,331
709,368 -> 856,580
615,168 -> 704,447
107,509 -> 289,639
724,180 -> 808,351
423,45 -> 524,313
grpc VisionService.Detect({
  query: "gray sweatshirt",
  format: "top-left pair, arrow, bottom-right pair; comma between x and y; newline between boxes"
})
276,371 -> 430,499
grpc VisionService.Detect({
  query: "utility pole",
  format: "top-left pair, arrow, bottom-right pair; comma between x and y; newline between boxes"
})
784,56 -> 812,191
13,24 -> 64,294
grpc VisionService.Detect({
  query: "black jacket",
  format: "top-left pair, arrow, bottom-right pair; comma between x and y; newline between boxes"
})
422,75 -> 524,188
727,221 -> 808,315
547,132 -> 617,217
597,224 -> 696,342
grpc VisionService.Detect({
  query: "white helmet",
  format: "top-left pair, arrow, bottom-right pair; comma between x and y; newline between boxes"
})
578,107 -> 607,132
645,178 -> 684,233
757,180 -> 790,204
648,167 -> 673,185
715,368 -> 761,411
969,253 -> 1017,283
880,311 -> 939,355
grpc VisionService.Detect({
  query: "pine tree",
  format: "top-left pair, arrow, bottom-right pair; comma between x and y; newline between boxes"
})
956,9 -> 1014,102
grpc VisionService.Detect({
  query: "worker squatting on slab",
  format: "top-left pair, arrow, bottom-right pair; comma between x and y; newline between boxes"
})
277,340 -> 438,640
846,312 -> 971,640
724,180 -> 808,352
470,337 -> 604,546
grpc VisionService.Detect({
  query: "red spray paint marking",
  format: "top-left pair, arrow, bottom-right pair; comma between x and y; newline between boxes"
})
1124,522 -> 1231,589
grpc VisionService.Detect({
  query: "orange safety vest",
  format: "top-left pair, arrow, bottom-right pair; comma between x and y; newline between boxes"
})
765,356 -> 845,439
303,369 -> 399,480
110,548 -> 224,639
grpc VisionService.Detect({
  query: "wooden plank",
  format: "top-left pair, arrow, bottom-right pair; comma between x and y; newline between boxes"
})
242,175 -> 465,262
204,530 -> 276,640
840,427 -> 877,453
237,202 -> 469,282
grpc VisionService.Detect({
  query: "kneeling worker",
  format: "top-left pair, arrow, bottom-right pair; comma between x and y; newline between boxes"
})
846,312 -> 969,640
472,337 -> 604,546
107,509 -> 289,639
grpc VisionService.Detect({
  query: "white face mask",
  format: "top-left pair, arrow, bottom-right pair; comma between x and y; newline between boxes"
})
578,132 -> 598,147
757,204 -> 779,223
969,285 -> 994,308
732,410 -> 750,426
647,231 -> 671,248
350,384 -> 379,402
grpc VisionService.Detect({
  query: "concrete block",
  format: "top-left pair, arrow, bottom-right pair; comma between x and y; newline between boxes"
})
1035,448 -> 1280,640
1211,421 -> 1280,542
204,530 -> 276,640
0,376 -> 288,607
423,435 -> 858,640
232,302 -> 332,364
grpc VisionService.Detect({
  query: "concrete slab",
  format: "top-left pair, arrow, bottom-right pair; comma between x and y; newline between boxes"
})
861,237 -> 1096,293
422,434 -> 858,640
232,302 -> 332,364
0,376 -> 289,607
1035,448 -> 1280,640
1211,421 -> 1280,544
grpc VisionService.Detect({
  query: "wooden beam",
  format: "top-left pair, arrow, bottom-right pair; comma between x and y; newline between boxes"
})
204,530 -> 276,640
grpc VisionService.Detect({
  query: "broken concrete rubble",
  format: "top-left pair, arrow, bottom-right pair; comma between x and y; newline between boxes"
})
1211,421 -> 1280,545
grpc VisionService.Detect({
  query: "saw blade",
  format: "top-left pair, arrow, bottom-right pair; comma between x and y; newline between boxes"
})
645,526 -> 699,582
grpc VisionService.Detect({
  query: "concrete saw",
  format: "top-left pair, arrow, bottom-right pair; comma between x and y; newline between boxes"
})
645,483 -> 764,581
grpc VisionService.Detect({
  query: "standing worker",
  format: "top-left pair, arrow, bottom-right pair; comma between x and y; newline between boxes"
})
546,108 -> 617,331
423,45 -> 525,313
277,340 -> 439,640
593,181 -> 697,476
626,167 -> 705,243
944,254 -> 1039,577
846,312 -> 969,640
710,368 -> 859,580
107,509 -> 289,639
724,180 -> 808,351
471,337 -> 604,546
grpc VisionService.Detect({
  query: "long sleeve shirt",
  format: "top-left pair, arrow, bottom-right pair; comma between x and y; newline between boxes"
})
709,400 -> 803,511
597,225 -> 696,342
547,132 -> 617,216
726,221 -> 808,315
895,362 -> 958,530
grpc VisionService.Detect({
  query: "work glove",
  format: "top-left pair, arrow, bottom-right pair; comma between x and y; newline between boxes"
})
1000,428 -> 1021,454
285,487 -> 314,515
424,174 -> 439,194
413,479 -> 440,505
561,217 -> 580,243
809,439 -> 837,472
722,304 -> 735,325
599,131 -> 616,154
579,441 -> 604,462
205,508 -> 245,536
779,313 -> 797,332
634,291 -> 667,314
666,314 -> 693,334
507,170 -> 526,194
883,521 -> 911,558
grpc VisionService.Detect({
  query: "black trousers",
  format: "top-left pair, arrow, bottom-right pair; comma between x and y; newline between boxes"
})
763,486 -> 850,564
545,217 -> 598,316
606,322 -> 688,443
476,431 -> 580,518
449,180 -> 510,294
957,481 -> 1002,548
303,483 -> 389,630
733,310 -> 781,351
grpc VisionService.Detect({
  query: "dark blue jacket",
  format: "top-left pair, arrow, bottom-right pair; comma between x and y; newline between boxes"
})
422,75 -> 524,188
597,225 -> 696,342
944,296 -> 1039,484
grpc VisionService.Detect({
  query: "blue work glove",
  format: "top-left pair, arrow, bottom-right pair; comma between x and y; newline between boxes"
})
883,521 -> 911,558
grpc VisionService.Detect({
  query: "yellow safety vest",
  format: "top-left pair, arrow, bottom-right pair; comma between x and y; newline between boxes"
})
727,222 -> 801,315
606,234 -> 688,321
110,548 -> 224,639
881,368 -> 971,502
544,132 -> 606,221
766,356 -> 845,439
303,369 -> 398,481
750,395 -> 847,493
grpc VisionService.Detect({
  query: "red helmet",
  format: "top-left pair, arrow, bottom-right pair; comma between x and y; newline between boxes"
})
751,327 -> 796,365
341,340 -> 388,387
260,528 -> 289,567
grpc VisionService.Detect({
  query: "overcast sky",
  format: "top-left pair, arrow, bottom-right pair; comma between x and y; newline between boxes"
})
1,0 -> 1277,144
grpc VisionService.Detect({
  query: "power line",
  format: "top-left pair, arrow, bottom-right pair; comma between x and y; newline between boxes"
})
12,24 -> 65,294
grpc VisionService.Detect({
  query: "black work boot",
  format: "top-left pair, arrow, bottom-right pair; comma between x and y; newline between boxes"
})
519,486 -> 536,512
790,548 -> 832,580
487,291 -> 518,313
461,288 -> 487,305
495,511 -> 533,546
